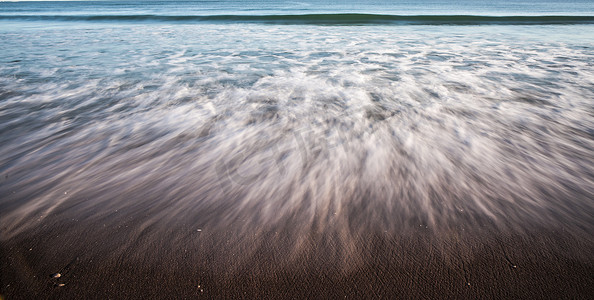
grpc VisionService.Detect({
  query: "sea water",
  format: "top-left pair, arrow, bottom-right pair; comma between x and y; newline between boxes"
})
0,1 -> 593,240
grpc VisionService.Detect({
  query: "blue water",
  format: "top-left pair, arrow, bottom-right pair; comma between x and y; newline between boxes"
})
0,1 -> 593,244
1,0 -> 594,16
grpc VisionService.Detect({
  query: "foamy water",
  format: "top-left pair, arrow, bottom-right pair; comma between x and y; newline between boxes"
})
1,23 -> 593,255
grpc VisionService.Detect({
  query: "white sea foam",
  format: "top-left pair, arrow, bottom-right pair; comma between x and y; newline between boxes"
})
0,25 -> 593,254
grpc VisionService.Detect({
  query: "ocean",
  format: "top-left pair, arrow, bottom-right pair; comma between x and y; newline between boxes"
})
1,0 -> 593,235
1,0 -> 594,290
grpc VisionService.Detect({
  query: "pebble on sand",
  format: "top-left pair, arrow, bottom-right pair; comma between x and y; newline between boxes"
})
51,273 -> 61,278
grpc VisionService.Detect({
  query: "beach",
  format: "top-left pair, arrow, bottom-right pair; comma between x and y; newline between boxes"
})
2,219 -> 593,298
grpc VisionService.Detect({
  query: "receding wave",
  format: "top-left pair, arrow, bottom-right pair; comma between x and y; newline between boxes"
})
2,13 -> 594,25
0,19 -> 593,275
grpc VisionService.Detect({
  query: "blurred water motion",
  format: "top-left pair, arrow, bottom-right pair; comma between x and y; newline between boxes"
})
1,24 -> 593,260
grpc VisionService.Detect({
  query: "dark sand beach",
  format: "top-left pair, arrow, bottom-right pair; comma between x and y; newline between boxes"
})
2,208 -> 593,299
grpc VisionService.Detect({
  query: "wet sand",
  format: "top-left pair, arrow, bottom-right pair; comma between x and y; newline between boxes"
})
1,211 -> 593,299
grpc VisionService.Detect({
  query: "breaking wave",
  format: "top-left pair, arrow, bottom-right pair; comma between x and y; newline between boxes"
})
1,14 -> 594,25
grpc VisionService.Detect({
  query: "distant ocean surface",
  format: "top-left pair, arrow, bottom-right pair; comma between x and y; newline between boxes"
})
1,0 -> 594,24
0,0 -> 593,241
1,0 -> 594,17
